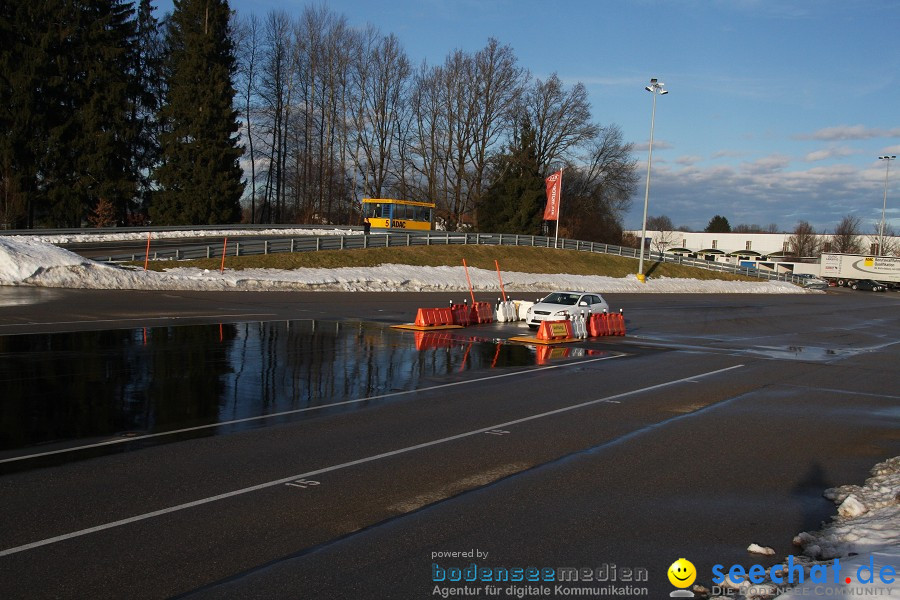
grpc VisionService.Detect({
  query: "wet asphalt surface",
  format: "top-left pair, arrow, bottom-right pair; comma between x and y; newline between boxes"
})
0,287 -> 898,599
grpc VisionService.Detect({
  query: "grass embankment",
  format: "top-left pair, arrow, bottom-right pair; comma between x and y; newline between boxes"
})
140,245 -> 756,282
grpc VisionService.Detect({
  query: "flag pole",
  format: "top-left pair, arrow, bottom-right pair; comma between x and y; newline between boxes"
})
555,168 -> 563,248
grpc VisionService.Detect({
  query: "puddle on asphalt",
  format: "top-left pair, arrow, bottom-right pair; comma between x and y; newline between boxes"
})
0,320 -> 608,460
0,287 -> 61,307
744,345 -> 852,362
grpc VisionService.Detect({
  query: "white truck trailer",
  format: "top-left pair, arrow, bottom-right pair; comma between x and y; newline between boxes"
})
820,253 -> 900,287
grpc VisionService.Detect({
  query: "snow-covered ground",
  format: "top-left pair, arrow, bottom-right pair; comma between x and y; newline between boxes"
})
0,235 -> 895,598
0,235 -> 808,294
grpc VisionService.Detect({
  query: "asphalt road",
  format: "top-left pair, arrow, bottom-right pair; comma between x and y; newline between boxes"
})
0,288 -> 898,599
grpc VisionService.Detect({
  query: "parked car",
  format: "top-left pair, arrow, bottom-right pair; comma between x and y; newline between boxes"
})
795,273 -> 829,290
850,279 -> 887,292
525,291 -> 610,330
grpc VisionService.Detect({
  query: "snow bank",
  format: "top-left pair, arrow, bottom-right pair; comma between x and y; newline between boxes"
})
22,227 -> 358,244
0,236 -> 809,294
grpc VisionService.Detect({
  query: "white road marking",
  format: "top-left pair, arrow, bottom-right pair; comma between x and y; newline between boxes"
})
0,363 -> 743,558
1,353 -> 626,464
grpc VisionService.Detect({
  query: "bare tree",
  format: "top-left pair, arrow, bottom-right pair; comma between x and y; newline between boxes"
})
234,14 -> 262,223
788,221 -> 822,258
868,223 -> 899,256
647,214 -> 675,253
830,214 -> 864,254
521,73 -> 596,172
255,10 -> 293,222
349,29 -> 410,203
560,124 -> 638,242
410,40 -> 524,230
469,40 -> 527,217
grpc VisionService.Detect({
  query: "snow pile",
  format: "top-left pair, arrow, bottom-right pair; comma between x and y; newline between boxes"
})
704,456 -> 900,600
0,236 -> 810,294
22,227 -> 358,244
794,456 -> 900,560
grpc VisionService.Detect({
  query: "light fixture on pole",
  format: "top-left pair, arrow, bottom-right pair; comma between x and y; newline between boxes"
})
637,77 -> 667,282
877,155 -> 895,256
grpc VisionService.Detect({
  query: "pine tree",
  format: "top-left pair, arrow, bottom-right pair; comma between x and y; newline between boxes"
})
152,0 -> 244,225
1,1 -> 53,227
477,120 -> 545,234
129,0 -> 166,223
2,0 -> 137,227
705,215 -> 732,233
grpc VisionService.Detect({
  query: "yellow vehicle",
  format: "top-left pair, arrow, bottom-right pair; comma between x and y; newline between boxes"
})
362,198 -> 434,230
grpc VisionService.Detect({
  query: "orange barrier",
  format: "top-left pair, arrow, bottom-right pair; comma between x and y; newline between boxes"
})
608,310 -> 626,336
414,307 -> 454,327
536,319 -> 573,341
471,301 -> 494,324
586,311 -> 626,337
450,303 -> 472,326
588,313 -> 609,337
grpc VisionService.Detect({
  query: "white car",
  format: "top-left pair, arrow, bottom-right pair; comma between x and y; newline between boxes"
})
525,291 -> 610,330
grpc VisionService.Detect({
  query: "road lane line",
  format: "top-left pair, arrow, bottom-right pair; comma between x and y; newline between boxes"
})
2,353 -> 627,464
0,363 -> 743,557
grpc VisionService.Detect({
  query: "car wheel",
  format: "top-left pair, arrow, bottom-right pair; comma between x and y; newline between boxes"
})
851,284 -> 858,290
528,324 -> 538,331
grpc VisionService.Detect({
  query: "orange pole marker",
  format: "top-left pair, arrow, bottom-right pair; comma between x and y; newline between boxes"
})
494,260 -> 507,302
143,231 -> 151,271
220,237 -> 228,273
462,259 -> 476,306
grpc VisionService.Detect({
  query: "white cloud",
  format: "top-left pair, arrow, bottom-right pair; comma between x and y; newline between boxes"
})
804,146 -> 858,162
798,125 -> 900,141
631,157 -> 885,232
675,155 -> 704,166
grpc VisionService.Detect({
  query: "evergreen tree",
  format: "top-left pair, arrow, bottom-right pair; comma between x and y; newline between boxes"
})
129,0 -> 166,223
153,0 -> 244,225
71,0 -> 138,226
1,1 -> 55,227
477,120 -> 545,234
2,0 -> 137,227
705,214 -> 732,233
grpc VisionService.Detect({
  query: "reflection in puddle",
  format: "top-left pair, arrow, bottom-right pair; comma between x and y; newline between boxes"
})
746,345 -> 849,361
0,320 -> 602,457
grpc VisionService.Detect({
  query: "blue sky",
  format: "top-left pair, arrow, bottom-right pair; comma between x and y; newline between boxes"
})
156,0 -> 899,233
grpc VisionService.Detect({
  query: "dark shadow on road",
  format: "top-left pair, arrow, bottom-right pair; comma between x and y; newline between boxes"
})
792,461 -> 836,533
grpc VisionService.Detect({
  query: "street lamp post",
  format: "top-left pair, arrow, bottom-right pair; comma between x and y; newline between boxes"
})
877,155 -> 895,256
637,77 -> 667,282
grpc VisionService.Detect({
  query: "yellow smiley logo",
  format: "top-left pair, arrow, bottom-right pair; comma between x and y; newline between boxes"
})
667,558 -> 696,588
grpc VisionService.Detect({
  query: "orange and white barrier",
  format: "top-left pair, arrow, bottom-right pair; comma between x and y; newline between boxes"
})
536,319 -> 574,341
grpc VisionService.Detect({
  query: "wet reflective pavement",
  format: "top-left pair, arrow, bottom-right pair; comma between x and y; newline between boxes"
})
0,320 -> 610,467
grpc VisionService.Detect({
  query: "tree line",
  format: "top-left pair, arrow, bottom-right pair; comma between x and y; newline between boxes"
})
1,1 -> 638,241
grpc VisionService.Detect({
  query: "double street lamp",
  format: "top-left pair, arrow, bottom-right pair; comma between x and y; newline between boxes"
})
637,78 -> 667,282
878,155 -> 895,256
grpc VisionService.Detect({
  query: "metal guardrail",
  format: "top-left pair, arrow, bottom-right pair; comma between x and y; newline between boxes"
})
55,227 -> 799,284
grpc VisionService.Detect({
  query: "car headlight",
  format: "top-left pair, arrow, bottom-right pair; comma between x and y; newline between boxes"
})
553,310 -> 569,317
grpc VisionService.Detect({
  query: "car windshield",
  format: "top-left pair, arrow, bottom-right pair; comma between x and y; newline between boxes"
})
541,293 -> 580,305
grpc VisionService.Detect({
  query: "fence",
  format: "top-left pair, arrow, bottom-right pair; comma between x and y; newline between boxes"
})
5,225 -> 802,283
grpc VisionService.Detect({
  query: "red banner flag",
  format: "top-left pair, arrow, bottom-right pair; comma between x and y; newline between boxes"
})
543,170 -> 562,221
